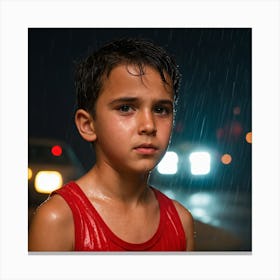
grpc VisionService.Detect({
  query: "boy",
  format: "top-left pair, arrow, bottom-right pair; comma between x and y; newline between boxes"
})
28,38 -> 195,251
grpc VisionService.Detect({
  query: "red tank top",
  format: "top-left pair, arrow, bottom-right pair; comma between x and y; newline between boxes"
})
53,182 -> 186,251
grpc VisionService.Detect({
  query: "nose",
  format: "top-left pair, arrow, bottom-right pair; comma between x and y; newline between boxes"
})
138,110 -> 157,136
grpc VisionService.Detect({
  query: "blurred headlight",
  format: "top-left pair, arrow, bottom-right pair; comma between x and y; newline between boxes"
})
34,171 -> 63,194
157,151 -> 178,175
28,168 -> 33,180
189,151 -> 211,175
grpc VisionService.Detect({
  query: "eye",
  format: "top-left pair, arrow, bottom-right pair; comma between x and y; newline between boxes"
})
154,105 -> 172,116
117,104 -> 135,114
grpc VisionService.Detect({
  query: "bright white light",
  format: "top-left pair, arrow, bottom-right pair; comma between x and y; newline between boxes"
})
157,151 -> 178,175
35,171 -> 63,194
189,151 -> 211,175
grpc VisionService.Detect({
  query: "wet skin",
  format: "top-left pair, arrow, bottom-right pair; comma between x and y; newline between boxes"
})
92,64 -> 174,175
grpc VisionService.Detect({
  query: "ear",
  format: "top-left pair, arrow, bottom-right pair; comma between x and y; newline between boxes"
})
75,109 -> 97,142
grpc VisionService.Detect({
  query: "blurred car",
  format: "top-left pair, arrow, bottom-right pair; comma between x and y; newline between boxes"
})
149,141 -> 222,190
151,138 -> 251,193
28,137 -> 84,208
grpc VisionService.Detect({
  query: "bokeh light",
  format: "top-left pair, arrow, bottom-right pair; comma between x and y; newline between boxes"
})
28,168 -> 33,180
157,151 -> 178,175
51,145 -> 62,156
221,153 -> 232,165
245,131 -> 252,143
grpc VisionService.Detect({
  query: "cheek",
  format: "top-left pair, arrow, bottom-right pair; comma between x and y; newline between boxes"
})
96,117 -> 135,142
94,118 -> 136,163
158,120 -> 173,140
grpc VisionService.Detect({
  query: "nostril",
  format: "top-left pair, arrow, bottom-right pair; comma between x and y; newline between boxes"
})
139,126 -> 157,136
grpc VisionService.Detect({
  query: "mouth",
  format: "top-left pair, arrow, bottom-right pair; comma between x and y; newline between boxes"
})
134,143 -> 159,155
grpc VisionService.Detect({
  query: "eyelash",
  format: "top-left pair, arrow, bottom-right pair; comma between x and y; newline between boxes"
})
117,104 -> 135,113
116,104 -> 172,116
153,105 -> 172,116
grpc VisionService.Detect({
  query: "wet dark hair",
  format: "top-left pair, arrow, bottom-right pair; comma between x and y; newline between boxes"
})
75,38 -> 181,116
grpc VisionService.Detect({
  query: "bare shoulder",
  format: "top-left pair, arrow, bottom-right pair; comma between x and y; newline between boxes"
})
172,200 -> 193,225
172,200 -> 195,251
28,194 -> 74,251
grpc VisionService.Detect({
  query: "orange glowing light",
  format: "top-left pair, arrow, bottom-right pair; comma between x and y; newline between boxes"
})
28,168 -> 33,180
246,132 -> 252,144
221,154 -> 232,165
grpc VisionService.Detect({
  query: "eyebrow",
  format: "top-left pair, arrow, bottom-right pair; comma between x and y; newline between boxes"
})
108,97 -> 139,106
108,97 -> 174,106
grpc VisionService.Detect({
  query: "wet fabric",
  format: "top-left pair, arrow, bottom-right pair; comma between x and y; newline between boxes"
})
53,181 -> 186,251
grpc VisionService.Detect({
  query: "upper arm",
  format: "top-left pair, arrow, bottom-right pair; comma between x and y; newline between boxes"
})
28,195 -> 74,251
173,200 -> 195,251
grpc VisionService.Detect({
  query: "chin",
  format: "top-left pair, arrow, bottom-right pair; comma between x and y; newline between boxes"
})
135,163 -> 157,174
115,158 -> 159,175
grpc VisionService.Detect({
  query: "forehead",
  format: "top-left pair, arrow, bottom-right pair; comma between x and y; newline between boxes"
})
101,64 -> 174,98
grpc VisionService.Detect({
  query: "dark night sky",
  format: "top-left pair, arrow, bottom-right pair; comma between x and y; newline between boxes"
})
28,28 -> 251,181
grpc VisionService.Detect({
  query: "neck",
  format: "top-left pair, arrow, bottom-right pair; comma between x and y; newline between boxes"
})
86,162 -> 151,205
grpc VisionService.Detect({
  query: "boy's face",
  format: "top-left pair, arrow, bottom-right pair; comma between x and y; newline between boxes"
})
92,64 -> 174,174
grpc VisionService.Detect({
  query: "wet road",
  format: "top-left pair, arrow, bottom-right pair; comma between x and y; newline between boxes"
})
160,187 -> 252,251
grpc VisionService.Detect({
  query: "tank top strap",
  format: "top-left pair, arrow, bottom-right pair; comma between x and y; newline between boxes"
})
52,181 -> 101,250
151,187 -> 187,249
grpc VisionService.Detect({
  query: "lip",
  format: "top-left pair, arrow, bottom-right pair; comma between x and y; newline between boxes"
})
134,143 -> 159,155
